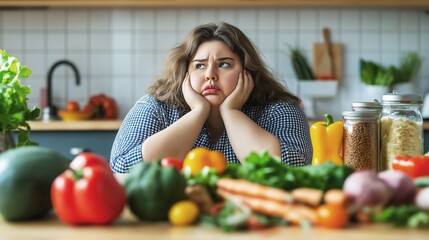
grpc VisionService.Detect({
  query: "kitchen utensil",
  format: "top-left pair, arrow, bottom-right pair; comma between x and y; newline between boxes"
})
312,28 -> 343,83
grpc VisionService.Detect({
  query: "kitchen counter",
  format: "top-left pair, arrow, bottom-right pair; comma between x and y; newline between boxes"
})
29,120 -> 429,131
0,208 -> 428,240
28,120 -> 122,131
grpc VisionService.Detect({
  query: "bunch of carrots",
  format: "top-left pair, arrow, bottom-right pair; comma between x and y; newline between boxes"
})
216,178 -> 352,229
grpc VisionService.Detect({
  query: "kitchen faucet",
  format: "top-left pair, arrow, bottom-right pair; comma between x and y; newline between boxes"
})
41,60 -> 81,121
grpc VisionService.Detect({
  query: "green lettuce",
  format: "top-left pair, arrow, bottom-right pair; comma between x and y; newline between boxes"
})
0,49 -> 40,146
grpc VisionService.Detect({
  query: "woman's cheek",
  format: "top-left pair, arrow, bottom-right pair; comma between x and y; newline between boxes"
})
189,73 -> 201,93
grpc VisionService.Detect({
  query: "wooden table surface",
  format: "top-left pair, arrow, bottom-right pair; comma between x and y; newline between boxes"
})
1,208 -> 428,240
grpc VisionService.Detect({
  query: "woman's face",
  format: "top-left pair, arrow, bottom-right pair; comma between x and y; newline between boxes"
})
187,40 -> 243,107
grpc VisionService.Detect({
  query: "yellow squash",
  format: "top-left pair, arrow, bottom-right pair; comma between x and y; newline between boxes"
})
310,114 -> 344,165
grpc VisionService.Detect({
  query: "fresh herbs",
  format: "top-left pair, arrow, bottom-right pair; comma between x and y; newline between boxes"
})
0,50 -> 40,146
187,151 -> 354,193
231,151 -> 354,191
372,205 -> 429,228
360,51 -> 423,86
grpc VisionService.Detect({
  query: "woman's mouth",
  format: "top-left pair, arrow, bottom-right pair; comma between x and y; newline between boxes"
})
202,85 -> 220,95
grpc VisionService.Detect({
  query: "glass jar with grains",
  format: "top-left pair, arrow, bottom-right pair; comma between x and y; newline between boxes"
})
380,92 -> 423,170
343,111 -> 380,172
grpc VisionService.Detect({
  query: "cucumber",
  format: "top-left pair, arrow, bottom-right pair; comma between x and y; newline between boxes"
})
0,146 -> 70,221
290,48 -> 314,80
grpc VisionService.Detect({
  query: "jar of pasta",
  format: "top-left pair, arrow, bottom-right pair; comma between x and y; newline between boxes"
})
343,110 -> 380,172
380,92 -> 423,170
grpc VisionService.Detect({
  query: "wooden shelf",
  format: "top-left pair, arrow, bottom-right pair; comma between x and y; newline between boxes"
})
0,0 -> 428,8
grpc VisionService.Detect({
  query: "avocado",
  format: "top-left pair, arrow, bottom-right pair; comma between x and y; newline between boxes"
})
0,146 -> 69,221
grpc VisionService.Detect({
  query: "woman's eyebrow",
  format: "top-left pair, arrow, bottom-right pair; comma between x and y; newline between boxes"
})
192,57 -> 234,62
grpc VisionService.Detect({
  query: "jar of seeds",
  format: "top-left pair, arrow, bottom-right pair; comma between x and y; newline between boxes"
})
380,93 -> 423,170
342,110 -> 380,171
351,101 -> 382,171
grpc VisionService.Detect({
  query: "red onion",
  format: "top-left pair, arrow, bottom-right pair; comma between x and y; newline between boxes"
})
343,170 -> 394,213
378,170 -> 417,206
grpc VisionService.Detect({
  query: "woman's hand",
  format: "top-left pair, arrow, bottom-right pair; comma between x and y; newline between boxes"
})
220,70 -> 254,112
182,73 -> 210,111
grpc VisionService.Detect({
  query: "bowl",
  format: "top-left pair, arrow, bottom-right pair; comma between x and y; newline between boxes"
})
58,110 -> 92,121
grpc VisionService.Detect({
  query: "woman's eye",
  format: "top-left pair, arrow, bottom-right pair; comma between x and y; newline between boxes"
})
195,63 -> 205,69
219,62 -> 231,68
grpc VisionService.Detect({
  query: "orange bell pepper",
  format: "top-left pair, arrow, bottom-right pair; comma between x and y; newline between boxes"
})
310,114 -> 344,165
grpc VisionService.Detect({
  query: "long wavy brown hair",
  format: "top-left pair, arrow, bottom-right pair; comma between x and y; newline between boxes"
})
147,22 -> 300,112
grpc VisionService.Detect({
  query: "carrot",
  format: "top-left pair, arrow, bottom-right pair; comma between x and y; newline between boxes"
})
218,190 -> 291,217
284,205 -> 318,225
218,189 -> 318,225
323,189 -> 350,207
291,188 -> 323,207
217,178 -> 292,203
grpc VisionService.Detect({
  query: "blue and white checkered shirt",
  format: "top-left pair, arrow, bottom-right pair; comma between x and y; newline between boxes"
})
110,95 -> 312,173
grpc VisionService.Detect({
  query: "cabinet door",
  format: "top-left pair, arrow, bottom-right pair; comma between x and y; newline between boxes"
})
18,131 -> 117,161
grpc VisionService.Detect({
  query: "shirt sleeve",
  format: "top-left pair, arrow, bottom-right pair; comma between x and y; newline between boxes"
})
263,102 -> 313,166
110,95 -> 163,173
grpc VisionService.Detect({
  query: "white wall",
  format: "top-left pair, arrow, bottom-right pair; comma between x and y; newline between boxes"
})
1,8 -> 428,120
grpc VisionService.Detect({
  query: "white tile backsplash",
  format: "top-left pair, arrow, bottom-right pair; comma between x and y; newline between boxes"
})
24,11 -> 45,30
362,10 -> 381,31
340,10 -> 360,31
278,9 -> 298,30
238,9 -> 258,30
381,11 -> 400,31
24,32 -> 44,50
318,10 -> 340,31
258,10 -> 277,30
3,32 -> 23,50
218,9 -> 237,24
1,8 -> 428,120
2,11 -> 24,30
90,10 -> 111,31
67,11 -> 89,31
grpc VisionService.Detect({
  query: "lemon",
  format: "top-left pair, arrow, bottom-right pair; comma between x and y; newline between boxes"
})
168,200 -> 200,226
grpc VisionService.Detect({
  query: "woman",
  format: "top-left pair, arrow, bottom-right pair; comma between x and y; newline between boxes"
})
110,22 -> 312,173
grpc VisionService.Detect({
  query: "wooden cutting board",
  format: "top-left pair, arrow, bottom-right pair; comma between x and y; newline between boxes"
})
312,29 -> 343,84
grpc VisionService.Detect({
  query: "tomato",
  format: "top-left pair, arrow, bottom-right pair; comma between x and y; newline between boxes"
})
66,100 -> 80,112
168,200 -> 199,226
160,157 -> 183,171
182,148 -> 227,175
316,204 -> 349,228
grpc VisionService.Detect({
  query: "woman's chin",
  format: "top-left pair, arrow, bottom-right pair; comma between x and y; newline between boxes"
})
204,96 -> 224,107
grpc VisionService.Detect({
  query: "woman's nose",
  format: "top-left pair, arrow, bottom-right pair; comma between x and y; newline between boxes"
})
205,68 -> 218,81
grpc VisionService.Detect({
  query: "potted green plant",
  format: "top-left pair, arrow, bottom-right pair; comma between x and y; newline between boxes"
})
0,49 -> 40,152
392,51 -> 424,93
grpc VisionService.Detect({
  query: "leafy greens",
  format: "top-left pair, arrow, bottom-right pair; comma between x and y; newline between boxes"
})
0,49 -> 40,146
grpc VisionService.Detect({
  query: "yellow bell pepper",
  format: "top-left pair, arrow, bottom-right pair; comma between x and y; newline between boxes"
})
310,114 -> 344,165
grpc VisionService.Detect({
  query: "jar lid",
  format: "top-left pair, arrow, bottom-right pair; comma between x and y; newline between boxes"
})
381,92 -> 422,104
342,110 -> 380,120
351,101 -> 382,109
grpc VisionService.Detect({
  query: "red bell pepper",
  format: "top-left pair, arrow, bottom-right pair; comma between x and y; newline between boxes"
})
391,155 -> 429,179
160,157 -> 183,171
51,152 -> 126,225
